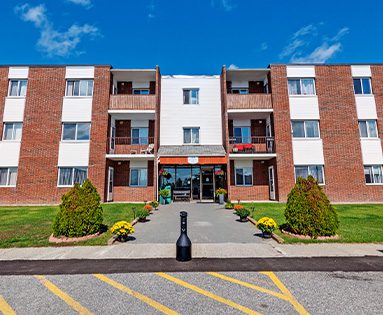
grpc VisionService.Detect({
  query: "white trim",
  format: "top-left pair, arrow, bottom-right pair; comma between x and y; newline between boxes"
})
61,122 -> 91,141
0,167 -> 18,187
294,165 -> 325,185
57,166 -> 88,187
287,78 -> 316,96
234,166 -> 253,186
291,120 -> 321,139
353,77 -> 373,95
65,79 -> 94,97
8,79 -> 27,97
129,167 -> 148,187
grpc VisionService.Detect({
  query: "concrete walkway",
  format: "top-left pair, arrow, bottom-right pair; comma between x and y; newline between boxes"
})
132,202 -> 269,244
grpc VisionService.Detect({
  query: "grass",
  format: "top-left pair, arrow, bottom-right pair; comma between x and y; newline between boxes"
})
0,203 -> 141,248
244,203 -> 383,244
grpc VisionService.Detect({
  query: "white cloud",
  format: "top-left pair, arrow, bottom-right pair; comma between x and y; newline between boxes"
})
211,0 -> 236,11
260,42 -> 268,51
15,3 -> 100,57
66,0 -> 92,9
147,0 -> 156,19
228,64 -> 239,70
280,23 -> 349,64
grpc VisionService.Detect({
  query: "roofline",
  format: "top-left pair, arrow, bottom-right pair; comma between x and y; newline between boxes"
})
111,69 -> 156,72
226,68 -> 270,72
0,64 -> 112,68
268,63 -> 383,67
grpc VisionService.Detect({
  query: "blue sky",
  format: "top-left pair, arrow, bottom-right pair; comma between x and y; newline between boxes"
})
2,0 -> 383,74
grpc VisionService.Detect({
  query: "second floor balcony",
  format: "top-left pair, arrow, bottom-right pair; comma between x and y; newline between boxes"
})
109,94 -> 157,110
107,137 -> 155,155
227,93 -> 273,110
229,136 -> 275,154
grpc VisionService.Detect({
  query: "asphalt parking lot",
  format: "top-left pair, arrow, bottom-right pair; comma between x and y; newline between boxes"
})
1,271 -> 382,314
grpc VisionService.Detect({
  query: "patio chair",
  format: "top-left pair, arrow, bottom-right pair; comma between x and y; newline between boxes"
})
140,143 -> 154,154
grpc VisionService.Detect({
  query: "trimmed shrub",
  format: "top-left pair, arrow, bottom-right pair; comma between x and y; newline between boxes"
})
52,180 -> 103,237
285,176 -> 339,238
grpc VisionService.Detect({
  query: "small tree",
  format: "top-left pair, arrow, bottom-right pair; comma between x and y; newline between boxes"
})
285,176 -> 339,238
53,179 -> 103,237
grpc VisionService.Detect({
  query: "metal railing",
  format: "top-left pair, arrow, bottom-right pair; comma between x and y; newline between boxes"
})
107,137 -> 155,154
228,136 -> 275,154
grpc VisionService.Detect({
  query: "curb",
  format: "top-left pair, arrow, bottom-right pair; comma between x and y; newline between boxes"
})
247,216 -> 284,244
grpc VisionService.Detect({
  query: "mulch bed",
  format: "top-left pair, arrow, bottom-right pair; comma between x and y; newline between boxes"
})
49,232 -> 101,244
281,229 -> 340,240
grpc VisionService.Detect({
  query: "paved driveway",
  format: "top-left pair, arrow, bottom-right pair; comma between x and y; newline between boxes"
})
132,202 -> 273,244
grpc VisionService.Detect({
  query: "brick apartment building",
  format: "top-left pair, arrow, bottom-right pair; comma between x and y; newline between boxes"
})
0,64 -> 382,205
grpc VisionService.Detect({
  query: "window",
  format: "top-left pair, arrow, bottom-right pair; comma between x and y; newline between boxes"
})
359,120 -> 378,138
0,168 -> 17,186
183,89 -> 199,104
353,78 -> 372,95
231,88 -> 249,94
292,121 -> 320,138
2,123 -> 22,140
133,89 -> 150,95
235,167 -> 253,186
294,165 -> 324,184
233,126 -> 251,143
62,123 -> 90,141
130,168 -> 147,186
183,128 -> 200,144
131,127 -> 149,144
8,80 -> 27,97
364,165 -> 383,184
58,167 -> 88,186
288,79 -> 315,95
66,80 -> 94,96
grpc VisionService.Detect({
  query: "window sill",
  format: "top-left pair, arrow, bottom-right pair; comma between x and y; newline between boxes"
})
0,185 -> 16,188
63,96 -> 93,99
288,94 -> 317,97
292,137 -> 322,141
129,185 -> 148,188
183,143 -> 201,145
6,96 -> 26,99
355,94 -> 374,97
235,185 -> 253,187
360,137 -> 380,140
366,183 -> 383,186
1,140 -> 22,143
61,140 -> 90,143
57,185 -> 74,188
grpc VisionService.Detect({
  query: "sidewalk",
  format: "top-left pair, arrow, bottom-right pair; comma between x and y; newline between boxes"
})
0,243 -> 381,261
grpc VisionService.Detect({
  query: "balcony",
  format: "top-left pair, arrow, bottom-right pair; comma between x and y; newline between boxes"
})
227,94 -> 272,110
229,136 -> 275,154
109,95 -> 156,110
107,137 -> 155,155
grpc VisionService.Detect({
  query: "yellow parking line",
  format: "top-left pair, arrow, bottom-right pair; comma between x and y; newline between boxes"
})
34,276 -> 94,315
156,272 -> 262,315
260,272 -> 310,315
206,272 -> 289,301
0,295 -> 16,315
93,274 -> 179,315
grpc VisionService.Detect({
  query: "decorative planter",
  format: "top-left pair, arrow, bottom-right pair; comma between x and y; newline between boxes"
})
138,218 -> 148,222
239,216 -> 248,222
262,231 -> 272,238
117,235 -> 130,242
218,194 -> 225,205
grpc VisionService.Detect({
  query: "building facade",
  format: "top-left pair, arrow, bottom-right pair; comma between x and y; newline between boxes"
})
1,64 -> 383,205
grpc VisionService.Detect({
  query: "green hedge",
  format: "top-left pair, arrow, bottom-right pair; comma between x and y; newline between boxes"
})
52,179 -> 103,237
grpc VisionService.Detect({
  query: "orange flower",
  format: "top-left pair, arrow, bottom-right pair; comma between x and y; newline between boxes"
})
233,204 -> 244,210
144,204 -> 153,211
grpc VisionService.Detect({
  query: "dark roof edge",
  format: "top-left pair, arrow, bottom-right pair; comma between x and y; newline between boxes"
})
0,64 -> 112,68
268,63 -> 383,67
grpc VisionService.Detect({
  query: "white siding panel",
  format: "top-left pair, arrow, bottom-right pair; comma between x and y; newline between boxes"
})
286,65 -> 315,78
160,77 -> 222,145
130,160 -> 148,168
351,65 -> 371,77
234,160 -> 253,168
131,120 -> 149,128
233,119 -> 251,127
231,80 -> 249,88
132,82 -> 150,89
61,97 -> 93,122
292,139 -> 324,165
289,96 -> 320,119
355,95 -> 378,119
65,66 -> 95,79
58,142 -> 90,167
361,139 -> 383,164
8,67 -> 29,79
3,98 -> 25,122
0,142 -> 20,166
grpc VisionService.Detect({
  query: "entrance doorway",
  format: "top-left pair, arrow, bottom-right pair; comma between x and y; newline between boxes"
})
201,167 -> 214,201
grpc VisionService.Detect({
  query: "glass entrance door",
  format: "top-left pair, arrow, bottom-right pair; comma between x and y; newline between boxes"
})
201,167 -> 214,200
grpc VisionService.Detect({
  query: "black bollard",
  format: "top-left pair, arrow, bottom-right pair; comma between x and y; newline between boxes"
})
176,211 -> 192,261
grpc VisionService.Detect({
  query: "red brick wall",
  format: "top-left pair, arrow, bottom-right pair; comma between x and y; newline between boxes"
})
0,67 -> 9,137
0,67 -> 67,204
269,65 -> 295,201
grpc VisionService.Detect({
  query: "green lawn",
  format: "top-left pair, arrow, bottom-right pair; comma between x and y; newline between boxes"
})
0,204 -> 141,248
245,203 -> 383,244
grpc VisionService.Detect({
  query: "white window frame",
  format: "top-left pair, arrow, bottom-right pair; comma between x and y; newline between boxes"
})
0,167 -> 17,187
131,127 -> 149,144
183,127 -> 200,144
183,89 -> 199,105
2,122 -> 23,141
61,123 -> 91,141
294,165 -> 325,185
291,120 -> 320,139
65,79 -> 94,97
233,126 -> 251,143
8,79 -> 27,97
57,167 -> 88,187
364,165 -> 383,185
129,168 -> 148,187
358,120 -> 378,138
288,78 -> 316,96
235,167 -> 253,186
132,88 -> 150,95
353,77 -> 372,95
